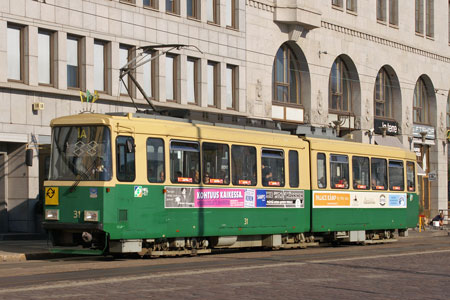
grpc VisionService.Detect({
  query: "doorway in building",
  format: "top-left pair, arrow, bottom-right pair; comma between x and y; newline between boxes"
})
416,144 -> 430,217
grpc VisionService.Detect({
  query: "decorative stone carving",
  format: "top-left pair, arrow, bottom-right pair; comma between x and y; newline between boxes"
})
354,117 -> 361,130
317,90 -> 323,115
404,106 -> 410,128
365,98 -> 371,122
288,25 -> 309,41
256,79 -> 262,101
439,112 -> 445,133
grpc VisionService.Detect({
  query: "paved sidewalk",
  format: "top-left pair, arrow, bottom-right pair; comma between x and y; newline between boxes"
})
0,229 -> 448,262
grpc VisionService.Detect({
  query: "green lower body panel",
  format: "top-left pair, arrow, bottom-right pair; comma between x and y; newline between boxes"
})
49,248 -> 104,255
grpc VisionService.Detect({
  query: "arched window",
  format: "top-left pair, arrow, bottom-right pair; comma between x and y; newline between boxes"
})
374,68 -> 393,118
447,92 -> 450,129
329,58 -> 352,112
273,44 -> 302,105
413,77 -> 430,124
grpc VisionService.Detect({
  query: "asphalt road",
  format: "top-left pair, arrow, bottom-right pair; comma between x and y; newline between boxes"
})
0,235 -> 449,299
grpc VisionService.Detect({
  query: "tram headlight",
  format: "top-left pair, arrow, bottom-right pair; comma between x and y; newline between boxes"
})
45,209 -> 59,221
84,210 -> 99,222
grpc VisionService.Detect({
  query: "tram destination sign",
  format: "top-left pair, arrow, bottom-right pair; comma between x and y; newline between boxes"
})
374,119 -> 398,135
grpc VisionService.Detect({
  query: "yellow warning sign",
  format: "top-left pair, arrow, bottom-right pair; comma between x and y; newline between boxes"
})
45,187 -> 59,205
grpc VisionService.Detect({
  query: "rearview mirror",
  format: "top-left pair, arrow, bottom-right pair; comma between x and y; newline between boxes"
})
25,149 -> 33,167
126,139 -> 135,153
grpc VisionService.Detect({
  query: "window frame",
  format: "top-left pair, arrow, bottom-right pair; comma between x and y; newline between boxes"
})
147,138 -> 165,183
329,58 -> 352,113
389,0 -> 399,26
388,159 -> 405,191
261,148 -> 285,188
332,0 -> 344,9
207,61 -> 219,107
371,157 -> 388,190
406,161 -> 416,192
289,150 -> 299,188
38,29 -> 54,86
352,156 -> 370,190
187,0 -> 200,20
170,140 -> 200,184
67,35 -> 81,89
273,44 -> 302,106
416,0 -> 424,35
166,0 -> 180,15
426,0 -> 434,38
119,44 -> 134,95
7,23 -> 24,83
207,0 -> 220,25
330,154 -> 350,190
374,68 -> 393,119
226,64 -> 237,110
413,77 -> 430,124
317,153 -> 327,189
116,136 -> 136,182
346,0 -> 357,13
94,39 -> 107,93
202,142 -> 230,185
377,0 -> 387,22
143,0 -> 158,9
165,54 -> 178,102
142,50 -> 156,100
187,57 -> 199,105
226,0 -> 237,29
231,145 -> 257,186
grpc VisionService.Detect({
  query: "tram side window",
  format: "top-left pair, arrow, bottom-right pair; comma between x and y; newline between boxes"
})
289,150 -> 299,188
202,142 -> 230,185
147,138 -> 165,183
389,160 -> 404,191
231,145 -> 256,186
330,154 -> 349,189
406,161 -> 416,191
371,158 -> 387,190
116,136 -> 135,182
261,149 -> 285,187
170,141 -> 200,184
317,153 -> 326,188
352,156 -> 370,190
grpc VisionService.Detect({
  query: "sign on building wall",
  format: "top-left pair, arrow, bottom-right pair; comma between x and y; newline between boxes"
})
374,119 -> 398,135
412,124 -> 435,140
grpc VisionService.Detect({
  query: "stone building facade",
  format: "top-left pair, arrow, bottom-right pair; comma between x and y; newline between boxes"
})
0,0 -> 448,233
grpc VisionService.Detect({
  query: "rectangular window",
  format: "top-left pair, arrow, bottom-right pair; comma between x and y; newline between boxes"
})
94,40 -> 106,92
170,141 -> 200,184
332,0 -> 343,8
38,30 -> 52,85
389,0 -> 398,26
231,145 -> 256,186
119,45 -> 133,94
371,158 -> 387,190
147,138 -> 165,183
207,0 -> 219,24
330,154 -> 349,189
116,136 -> 136,182
226,64 -> 237,109
346,0 -> 357,12
426,0 -> 434,37
407,161 -> 416,192
261,149 -> 285,187
226,0 -> 237,28
166,0 -> 179,14
187,0 -> 199,19
67,35 -> 80,88
377,0 -> 387,22
352,156 -> 370,190
207,61 -> 218,106
317,153 -> 327,188
187,57 -> 198,104
166,54 -> 177,101
389,160 -> 404,191
143,51 -> 155,99
7,24 -> 23,81
143,0 -> 157,9
416,0 -> 424,34
289,150 -> 299,188
202,142 -> 230,185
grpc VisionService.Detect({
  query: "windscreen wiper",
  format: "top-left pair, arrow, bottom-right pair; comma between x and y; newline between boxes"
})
68,158 -> 98,193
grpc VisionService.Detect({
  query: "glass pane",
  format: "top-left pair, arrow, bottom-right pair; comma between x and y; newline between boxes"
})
232,145 -> 256,186
187,0 -> 194,17
371,158 -> 387,190
49,126 -> 112,181
317,153 -> 327,188
7,26 -> 21,80
147,138 -> 165,183
277,86 -> 288,103
207,62 -> 215,106
389,160 -> 404,191
38,32 -> 51,84
166,56 -> 174,100
116,136 -> 135,182
187,59 -> 196,103
226,65 -> 234,108
202,143 -> 230,185
166,0 -> 174,12
119,46 -> 129,94
261,149 -> 285,187
406,161 -> 416,191
275,48 -> 284,82
170,141 -> 200,184
352,156 -> 370,190
94,42 -> 105,91
330,154 -> 349,189
289,150 -> 299,188
207,0 -> 215,22
226,0 -> 232,27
